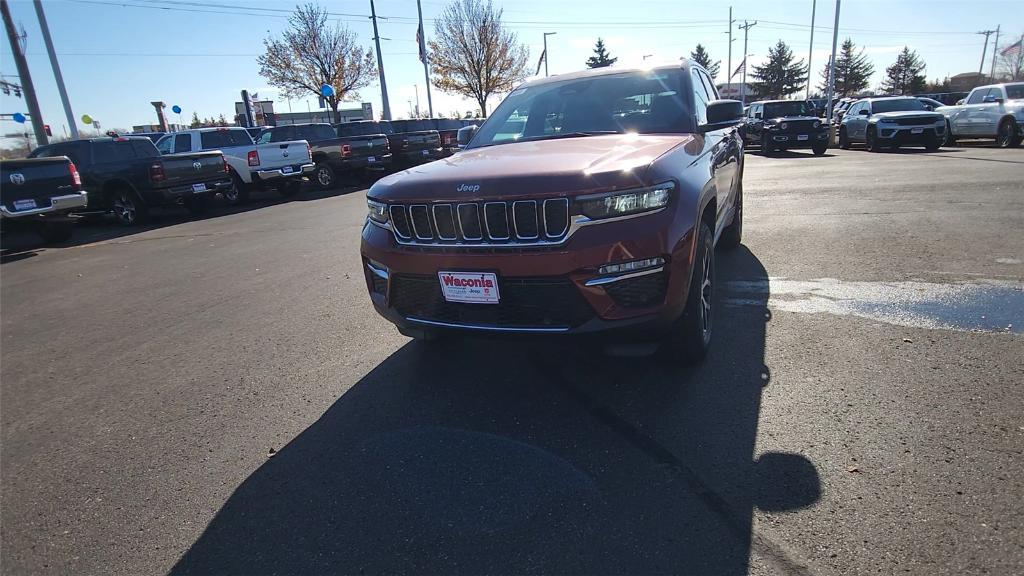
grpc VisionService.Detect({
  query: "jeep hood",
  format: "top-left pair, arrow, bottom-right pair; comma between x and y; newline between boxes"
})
369,134 -> 697,203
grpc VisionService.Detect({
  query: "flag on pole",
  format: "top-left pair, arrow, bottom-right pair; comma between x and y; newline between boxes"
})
535,49 -> 547,76
416,23 -> 427,63
730,58 -> 745,80
1001,38 -> 1022,57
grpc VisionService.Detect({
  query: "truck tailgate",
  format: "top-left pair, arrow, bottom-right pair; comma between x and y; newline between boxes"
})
344,136 -> 390,159
393,130 -> 441,152
160,151 -> 226,186
254,141 -> 311,169
0,158 -> 77,205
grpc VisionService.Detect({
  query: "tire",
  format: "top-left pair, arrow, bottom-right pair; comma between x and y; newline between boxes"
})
313,162 -> 336,190
838,127 -> 850,149
996,118 -> 1021,148
866,127 -> 883,152
36,221 -> 74,244
943,120 -> 957,146
185,195 -> 209,216
110,188 -> 148,226
224,172 -> 249,206
663,221 -> 715,363
812,142 -> 828,156
720,180 -> 743,250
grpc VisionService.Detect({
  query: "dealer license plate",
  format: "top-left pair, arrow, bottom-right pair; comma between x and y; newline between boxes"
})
13,199 -> 36,211
421,149 -> 430,156
797,134 -> 809,141
368,156 -> 376,163
438,271 -> 500,304
281,166 -> 294,174
192,183 -> 207,193
911,127 -> 924,134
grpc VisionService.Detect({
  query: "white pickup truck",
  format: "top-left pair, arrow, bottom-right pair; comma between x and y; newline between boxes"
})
155,127 -> 315,204
936,82 -> 1024,148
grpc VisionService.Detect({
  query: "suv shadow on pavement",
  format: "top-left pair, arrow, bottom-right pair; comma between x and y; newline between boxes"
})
171,247 -> 821,575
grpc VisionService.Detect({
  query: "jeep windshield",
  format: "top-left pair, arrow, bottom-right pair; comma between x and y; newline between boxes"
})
469,69 -> 693,148
873,98 -> 927,113
764,101 -> 813,118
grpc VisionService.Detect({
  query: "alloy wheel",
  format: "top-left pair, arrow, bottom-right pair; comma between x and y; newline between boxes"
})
112,193 -> 136,225
997,122 -> 1013,148
317,167 -> 332,187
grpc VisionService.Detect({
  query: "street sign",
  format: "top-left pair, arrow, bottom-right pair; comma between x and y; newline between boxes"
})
361,102 -> 373,121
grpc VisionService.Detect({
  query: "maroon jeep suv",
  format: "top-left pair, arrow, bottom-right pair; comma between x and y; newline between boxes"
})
360,62 -> 745,361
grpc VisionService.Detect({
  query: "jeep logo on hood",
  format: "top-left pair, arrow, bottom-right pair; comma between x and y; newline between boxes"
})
457,184 -> 480,193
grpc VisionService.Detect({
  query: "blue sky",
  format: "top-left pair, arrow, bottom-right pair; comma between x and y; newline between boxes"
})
1,0 -> 1020,141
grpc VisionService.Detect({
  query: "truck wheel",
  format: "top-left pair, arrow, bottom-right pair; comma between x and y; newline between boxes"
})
720,180 -> 742,250
224,172 -> 249,206
36,221 -> 74,244
943,120 -> 956,146
924,136 -> 941,151
838,127 -> 850,149
663,221 -> 714,363
110,188 -> 148,226
185,196 -> 209,216
996,118 -> 1020,148
866,127 -> 883,152
313,163 -> 336,189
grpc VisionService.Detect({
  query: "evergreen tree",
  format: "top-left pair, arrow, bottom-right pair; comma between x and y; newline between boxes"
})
881,47 -> 926,95
817,38 -> 874,96
586,37 -> 617,68
690,44 -> 720,80
190,112 -> 201,128
217,114 -> 228,126
751,40 -> 806,99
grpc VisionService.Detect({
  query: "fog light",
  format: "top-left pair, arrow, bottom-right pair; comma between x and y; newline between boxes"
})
599,257 -> 665,275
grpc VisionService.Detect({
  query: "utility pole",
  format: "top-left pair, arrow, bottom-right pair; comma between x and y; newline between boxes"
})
806,0 -> 816,100
825,0 -> 841,126
977,29 -> 996,80
33,0 -> 77,139
543,32 -> 557,76
414,83 -> 420,117
738,20 -> 757,105
726,6 -> 735,89
369,0 -> 391,120
988,25 -> 1000,81
2,0 -> 47,146
415,0 -> 433,117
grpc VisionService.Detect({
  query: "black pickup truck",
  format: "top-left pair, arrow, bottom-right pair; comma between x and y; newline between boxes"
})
382,120 -> 445,165
332,121 -> 394,178
1,156 -> 88,243
28,137 -> 231,225
256,123 -> 352,190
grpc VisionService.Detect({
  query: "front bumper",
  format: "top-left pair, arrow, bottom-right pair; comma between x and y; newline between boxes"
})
877,124 -> 944,143
769,130 -> 829,148
360,208 -> 696,338
154,177 -> 233,205
253,162 -> 315,182
1,191 -> 88,218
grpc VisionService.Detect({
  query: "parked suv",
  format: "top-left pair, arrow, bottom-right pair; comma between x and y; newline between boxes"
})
361,62 -> 745,361
935,82 -> 1024,148
742,100 -> 829,155
839,96 -> 946,151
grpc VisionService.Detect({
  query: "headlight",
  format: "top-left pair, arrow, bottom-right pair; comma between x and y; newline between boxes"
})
576,182 -> 673,220
367,199 -> 389,223
780,122 -> 788,130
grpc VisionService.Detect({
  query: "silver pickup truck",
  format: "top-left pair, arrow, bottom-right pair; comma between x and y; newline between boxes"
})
156,127 -> 314,204
937,82 -> 1024,148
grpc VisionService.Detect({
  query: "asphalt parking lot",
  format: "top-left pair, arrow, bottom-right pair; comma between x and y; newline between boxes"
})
2,143 -> 1022,575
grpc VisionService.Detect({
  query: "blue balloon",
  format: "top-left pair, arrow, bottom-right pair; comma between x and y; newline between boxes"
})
321,84 -> 335,97
12,112 -> 26,123
172,105 -> 182,114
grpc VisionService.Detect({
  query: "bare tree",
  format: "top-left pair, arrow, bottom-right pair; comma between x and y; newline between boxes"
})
428,0 -> 529,116
994,39 -> 1023,81
258,4 -> 376,123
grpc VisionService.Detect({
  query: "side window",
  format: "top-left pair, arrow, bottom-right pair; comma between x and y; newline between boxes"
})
269,127 -> 292,143
174,134 -> 191,152
92,141 -> 137,164
966,89 -> 989,105
29,145 -> 53,158
700,71 -> 719,100
754,104 -> 763,119
691,70 -> 709,124
257,130 -> 273,144
155,136 -> 173,154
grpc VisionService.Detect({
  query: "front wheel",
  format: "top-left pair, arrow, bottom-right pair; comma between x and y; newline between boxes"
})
812,143 -> 828,156
996,118 -> 1021,148
313,163 -> 336,190
838,128 -> 850,150
224,172 -> 249,206
866,127 -> 883,152
663,221 -> 714,363
943,120 -> 957,146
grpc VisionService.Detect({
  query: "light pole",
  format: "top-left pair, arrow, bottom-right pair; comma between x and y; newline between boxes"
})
369,0 -> 392,120
738,20 -> 758,105
33,0 -> 77,139
543,32 -> 557,76
726,6 -> 736,87
825,0 -> 841,127
806,0 -> 816,100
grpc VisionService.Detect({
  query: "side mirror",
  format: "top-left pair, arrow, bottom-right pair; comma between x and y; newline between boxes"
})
456,125 -> 478,148
699,99 -> 744,133
983,95 -> 1004,104
858,109 -> 870,116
